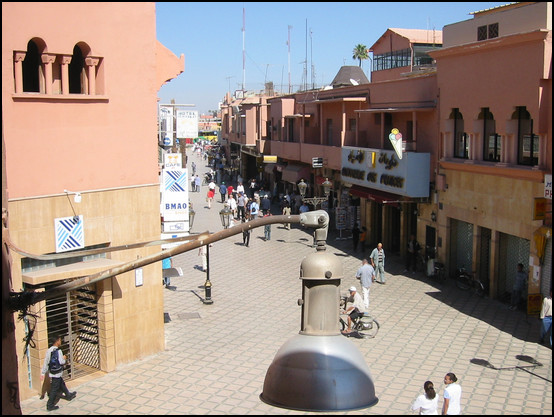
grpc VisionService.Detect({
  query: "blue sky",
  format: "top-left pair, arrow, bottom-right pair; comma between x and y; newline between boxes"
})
156,2 -> 508,114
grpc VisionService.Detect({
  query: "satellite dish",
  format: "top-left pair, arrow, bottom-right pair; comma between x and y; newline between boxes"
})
350,78 -> 359,86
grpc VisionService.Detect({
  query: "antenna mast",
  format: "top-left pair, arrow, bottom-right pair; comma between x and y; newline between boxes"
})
242,7 -> 246,91
287,25 -> 292,94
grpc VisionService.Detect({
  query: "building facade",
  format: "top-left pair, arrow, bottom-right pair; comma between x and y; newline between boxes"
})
220,2 -> 552,306
2,2 -> 184,401
430,1 -> 552,302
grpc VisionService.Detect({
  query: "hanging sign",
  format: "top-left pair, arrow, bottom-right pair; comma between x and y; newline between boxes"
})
388,128 -> 403,159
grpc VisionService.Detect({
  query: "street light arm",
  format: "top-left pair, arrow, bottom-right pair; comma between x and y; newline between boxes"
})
8,211 -> 329,311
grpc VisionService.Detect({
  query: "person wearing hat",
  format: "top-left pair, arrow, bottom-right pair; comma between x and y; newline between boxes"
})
341,286 -> 366,333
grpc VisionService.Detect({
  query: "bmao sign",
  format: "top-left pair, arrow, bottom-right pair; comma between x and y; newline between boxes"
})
161,169 -> 190,223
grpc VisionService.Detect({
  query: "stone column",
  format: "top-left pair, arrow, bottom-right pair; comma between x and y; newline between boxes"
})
60,55 -> 72,95
41,53 -> 56,95
85,57 -> 99,95
14,51 -> 26,93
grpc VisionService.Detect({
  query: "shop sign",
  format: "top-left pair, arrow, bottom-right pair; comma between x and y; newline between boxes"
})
545,174 -> 552,199
340,146 -> 430,198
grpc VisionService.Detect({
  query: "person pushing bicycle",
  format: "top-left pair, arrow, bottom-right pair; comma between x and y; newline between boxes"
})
340,286 -> 366,333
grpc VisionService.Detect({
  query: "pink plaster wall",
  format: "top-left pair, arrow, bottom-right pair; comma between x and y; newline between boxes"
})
2,2 -> 182,199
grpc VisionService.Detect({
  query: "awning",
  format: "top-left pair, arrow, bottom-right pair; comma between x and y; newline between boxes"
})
22,258 -> 125,286
355,105 -> 435,113
282,164 -> 311,184
349,185 -> 403,205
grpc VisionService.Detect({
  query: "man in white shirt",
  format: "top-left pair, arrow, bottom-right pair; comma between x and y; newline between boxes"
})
341,286 -> 366,333
442,372 -> 462,415
355,259 -> 375,310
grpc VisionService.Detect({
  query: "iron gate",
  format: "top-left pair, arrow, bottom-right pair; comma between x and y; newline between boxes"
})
451,219 -> 474,275
45,284 -> 99,380
497,233 -> 530,302
479,228 -> 491,293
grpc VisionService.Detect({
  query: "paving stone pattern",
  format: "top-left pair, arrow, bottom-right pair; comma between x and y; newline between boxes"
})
21,153 -> 552,415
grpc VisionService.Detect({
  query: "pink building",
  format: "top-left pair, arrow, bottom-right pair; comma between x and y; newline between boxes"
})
430,1 -> 552,300
220,2 -> 552,304
2,2 -> 184,402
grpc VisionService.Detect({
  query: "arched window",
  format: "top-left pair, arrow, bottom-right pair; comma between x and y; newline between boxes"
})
22,40 -> 40,92
69,44 -> 85,94
479,108 -> 500,162
512,106 -> 538,166
450,108 -> 468,159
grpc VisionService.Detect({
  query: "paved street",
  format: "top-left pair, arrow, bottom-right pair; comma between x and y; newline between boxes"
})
21,152 -> 552,415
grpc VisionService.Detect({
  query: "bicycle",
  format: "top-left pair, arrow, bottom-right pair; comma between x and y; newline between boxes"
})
455,267 -> 485,296
429,260 -> 446,283
339,296 -> 380,338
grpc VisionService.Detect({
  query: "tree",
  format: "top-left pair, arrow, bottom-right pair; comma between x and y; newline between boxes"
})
352,44 -> 369,67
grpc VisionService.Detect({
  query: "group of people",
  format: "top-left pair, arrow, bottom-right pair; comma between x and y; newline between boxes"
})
411,373 -> 463,415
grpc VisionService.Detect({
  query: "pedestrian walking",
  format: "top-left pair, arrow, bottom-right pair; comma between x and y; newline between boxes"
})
282,201 -> 291,229
509,263 -> 527,310
206,188 -> 214,209
355,258 -> 375,310
352,223 -> 360,251
359,226 -> 367,252
194,175 -> 201,192
237,192 -> 246,221
227,194 -> 237,219
370,243 -> 386,284
411,380 -> 439,415
41,335 -> 76,411
219,182 -> 227,203
191,161 -> 196,175
162,253 -> 173,288
406,234 -> 421,273
442,373 -> 462,415
250,198 -> 259,220
263,210 -> 272,241
242,218 -> 251,247
539,289 -> 552,346
198,245 -> 208,272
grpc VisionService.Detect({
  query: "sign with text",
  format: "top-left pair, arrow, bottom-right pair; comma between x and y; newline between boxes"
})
176,110 -> 198,139
545,174 -> 552,199
341,146 -> 430,198
159,106 -> 173,146
164,153 -> 182,169
161,169 -> 190,223
312,157 -> 323,168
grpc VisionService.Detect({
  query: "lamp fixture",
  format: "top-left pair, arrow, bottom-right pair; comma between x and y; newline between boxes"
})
431,211 -> 437,222
64,189 -> 81,203
297,178 -> 332,209
219,206 -> 233,229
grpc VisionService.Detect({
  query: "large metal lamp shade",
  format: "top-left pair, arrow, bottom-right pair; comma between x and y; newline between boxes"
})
260,249 -> 378,411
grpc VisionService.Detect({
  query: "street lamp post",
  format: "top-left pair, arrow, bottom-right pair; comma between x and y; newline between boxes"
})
298,178 -> 332,209
219,206 -> 233,229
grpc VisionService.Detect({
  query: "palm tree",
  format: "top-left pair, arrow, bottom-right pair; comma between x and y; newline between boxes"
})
352,44 -> 369,67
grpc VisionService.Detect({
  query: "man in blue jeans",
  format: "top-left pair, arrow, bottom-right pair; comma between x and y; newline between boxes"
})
41,335 -> 76,411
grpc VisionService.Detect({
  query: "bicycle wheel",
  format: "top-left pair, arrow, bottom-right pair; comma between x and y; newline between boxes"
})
339,317 -> 347,332
474,280 -> 485,297
358,316 -> 380,338
456,274 -> 471,290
